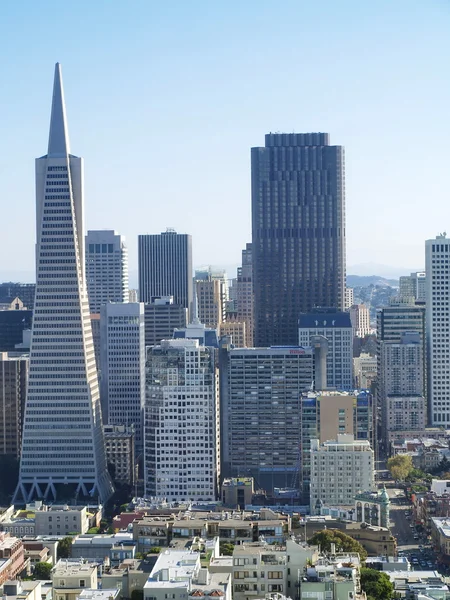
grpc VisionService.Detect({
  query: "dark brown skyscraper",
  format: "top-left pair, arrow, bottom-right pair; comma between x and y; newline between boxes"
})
252,133 -> 346,346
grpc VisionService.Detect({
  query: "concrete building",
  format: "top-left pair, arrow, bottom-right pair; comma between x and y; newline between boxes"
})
35,506 -> 89,536
353,353 -> 377,389
138,229 -> 193,318
144,339 -> 219,501
349,304 -> 371,338
0,534 -> 24,585
345,287 -> 354,310
85,230 -> 128,313
1,580 -> 43,600
104,425 -> 135,486
426,235 -> 450,425
52,560 -> 97,600
299,553 -> 365,600
310,434 -> 375,514
234,244 -> 253,347
431,518 -> 450,558
100,302 -> 145,451
144,297 -> 187,348
300,391 -> 374,501
143,549 -> 201,600
0,353 -> 28,458
399,271 -> 426,303
252,133 -> 346,347
173,321 -> 219,348
71,533 -> 135,563
219,342 -> 314,492
381,331 -> 426,440
298,307 -> 353,390
219,322 -> 246,348
14,63 -> 113,503
354,488 -> 390,528
221,478 -> 254,508
195,278 -> 226,329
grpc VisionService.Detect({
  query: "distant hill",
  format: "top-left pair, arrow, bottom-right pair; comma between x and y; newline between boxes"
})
347,274 -> 398,288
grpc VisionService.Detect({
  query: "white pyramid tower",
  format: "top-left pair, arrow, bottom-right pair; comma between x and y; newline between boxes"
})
14,64 -> 114,503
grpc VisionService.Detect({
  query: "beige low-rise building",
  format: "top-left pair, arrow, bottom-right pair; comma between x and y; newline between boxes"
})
35,506 -> 89,536
51,561 -> 97,600
221,478 -> 254,508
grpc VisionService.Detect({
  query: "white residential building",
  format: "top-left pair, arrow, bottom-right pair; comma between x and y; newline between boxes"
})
14,63 -> 113,503
350,304 -> 371,338
298,307 -> 353,390
426,235 -> 450,425
310,434 -> 375,514
52,560 -> 98,600
345,287 -> 354,310
100,302 -> 145,451
143,550 -> 200,600
35,505 -> 89,536
86,230 -> 128,313
144,339 -> 219,501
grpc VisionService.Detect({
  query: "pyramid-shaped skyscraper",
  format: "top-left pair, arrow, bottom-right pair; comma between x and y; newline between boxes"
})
14,64 -> 114,503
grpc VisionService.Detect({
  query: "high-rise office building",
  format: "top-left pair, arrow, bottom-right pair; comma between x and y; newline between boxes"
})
399,271 -> 426,304
300,390 -> 374,501
426,235 -> 450,425
0,284 -> 36,311
14,64 -> 113,503
376,297 -> 426,433
252,133 -> 346,346
381,332 -> 425,440
235,243 -> 254,347
0,353 -> 28,458
144,296 -> 187,347
345,287 -> 354,310
195,278 -> 225,329
86,230 -> 128,313
138,230 -> 193,317
219,342 -> 314,491
349,303 -> 371,338
144,339 -> 219,501
100,302 -> 145,452
298,307 -> 353,390
0,308 -> 33,352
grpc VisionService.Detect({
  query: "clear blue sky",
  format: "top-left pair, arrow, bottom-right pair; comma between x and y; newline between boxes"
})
1,0 -> 450,283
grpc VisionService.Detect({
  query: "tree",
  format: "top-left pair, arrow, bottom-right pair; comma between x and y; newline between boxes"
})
360,567 -> 395,600
131,591 -> 143,600
57,536 -> 73,558
307,529 -> 367,561
219,541 -> 235,556
387,454 -> 413,481
33,562 -> 52,580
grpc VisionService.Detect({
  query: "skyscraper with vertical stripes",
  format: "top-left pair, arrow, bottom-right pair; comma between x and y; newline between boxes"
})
252,133 -> 346,347
138,230 -> 193,317
13,64 -> 113,503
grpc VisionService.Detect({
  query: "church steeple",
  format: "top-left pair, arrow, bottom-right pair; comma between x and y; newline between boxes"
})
47,63 -> 70,157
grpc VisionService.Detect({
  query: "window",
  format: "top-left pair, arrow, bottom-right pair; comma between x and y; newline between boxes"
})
79,580 -> 85,588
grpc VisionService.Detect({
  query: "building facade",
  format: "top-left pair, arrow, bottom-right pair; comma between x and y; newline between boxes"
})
144,297 -> 187,348
100,302 -> 145,451
349,304 -> 371,338
426,235 -> 450,425
85,230 -> 128,313
219,321 -> 247,348
399,271 -> 426,303
14,63 -> 113,503
144,339 -> 219,501
0,353 -> 28,458
219,343 -> 314,491
138,230 -> 193,317
104,424 -> 136,486
0,284 -> 36,311
195,278 -> 225,329
300,391 -> 374,501
252,133 -> 346,346
298,307 -> 353,390
235,243 -> 254,347
310,434 -> 375,514
0,308 -> 33,352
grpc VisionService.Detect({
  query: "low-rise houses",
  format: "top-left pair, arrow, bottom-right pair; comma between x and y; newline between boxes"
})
71,534 -> 135,565
52,561 -> 98,600
0,534 -> 25,585
1,580 -> 42,600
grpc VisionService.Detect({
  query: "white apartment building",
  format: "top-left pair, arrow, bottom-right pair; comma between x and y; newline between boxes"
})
349,304 -> 371,338
86,230 -> 128,313
35,505 -> 89,536
298,307 -> 353,390
52,560 -> 98,600
345,287 -> 354,310
426,235 -> 450,425
100,302 -> 145,451
144,339 -> 219,501
310,434 -> 374,514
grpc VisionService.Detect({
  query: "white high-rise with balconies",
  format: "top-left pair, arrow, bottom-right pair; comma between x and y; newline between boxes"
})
86,230 -> 128,313
426,234 -> 450,425
13,64 -> 113,503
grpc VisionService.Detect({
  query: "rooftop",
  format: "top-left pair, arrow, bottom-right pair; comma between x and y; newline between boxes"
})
144,549 -> 200,588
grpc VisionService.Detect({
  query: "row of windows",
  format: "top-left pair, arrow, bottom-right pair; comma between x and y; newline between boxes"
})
44,195 -> 70,200
45,188 -> 69,193
47,172 -> 68,177
48,166 -> 68,171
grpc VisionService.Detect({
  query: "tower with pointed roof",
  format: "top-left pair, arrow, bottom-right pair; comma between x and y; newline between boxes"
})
13,64 -> 114,503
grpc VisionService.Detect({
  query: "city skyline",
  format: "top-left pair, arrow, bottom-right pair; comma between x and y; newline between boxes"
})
1,1 -> 450,281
